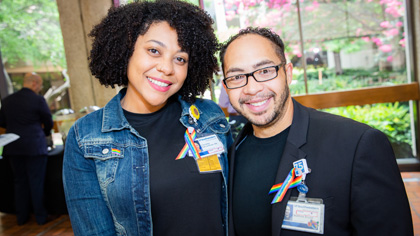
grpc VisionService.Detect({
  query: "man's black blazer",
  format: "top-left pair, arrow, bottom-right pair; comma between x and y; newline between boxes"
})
228,99 -> 413,235
0,88 -> 53,156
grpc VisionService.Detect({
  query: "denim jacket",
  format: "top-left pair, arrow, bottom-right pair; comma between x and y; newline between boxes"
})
63,89 -> 232,236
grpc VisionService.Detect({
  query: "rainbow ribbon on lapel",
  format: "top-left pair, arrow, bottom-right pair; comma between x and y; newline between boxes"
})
268,174 -> 303,194
175,128 -> 202,160
269,167 -> 302,204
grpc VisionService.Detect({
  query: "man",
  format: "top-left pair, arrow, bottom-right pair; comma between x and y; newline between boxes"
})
0,72 -> 53,225
220,27 -> 413,235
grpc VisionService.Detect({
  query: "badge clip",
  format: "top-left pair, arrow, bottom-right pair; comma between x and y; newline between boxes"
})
189,105 -> 200,124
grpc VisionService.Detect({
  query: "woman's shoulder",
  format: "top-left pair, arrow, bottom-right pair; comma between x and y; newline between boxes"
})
193,98 -> 223,112
178,96 -> 224,116
73,108 -> 104,131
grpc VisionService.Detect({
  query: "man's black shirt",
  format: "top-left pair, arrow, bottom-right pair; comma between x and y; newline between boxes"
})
233,127 -> 290,236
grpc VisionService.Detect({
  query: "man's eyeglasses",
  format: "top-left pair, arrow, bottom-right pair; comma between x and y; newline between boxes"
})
223,63 -> 284,89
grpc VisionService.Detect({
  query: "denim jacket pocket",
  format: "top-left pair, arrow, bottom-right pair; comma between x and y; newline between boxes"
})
84,143 -> 125,185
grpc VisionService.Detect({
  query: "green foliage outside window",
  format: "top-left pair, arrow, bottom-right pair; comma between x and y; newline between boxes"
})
0,0 -> 66,68
290,67 -> 407,95
323,102 -> 413,159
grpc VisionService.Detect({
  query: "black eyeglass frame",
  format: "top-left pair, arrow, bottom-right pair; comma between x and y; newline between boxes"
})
223,63 -> 285,89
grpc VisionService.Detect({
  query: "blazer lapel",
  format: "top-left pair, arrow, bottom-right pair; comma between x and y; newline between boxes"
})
271,99 -> 309,236
228,122 -> 253,236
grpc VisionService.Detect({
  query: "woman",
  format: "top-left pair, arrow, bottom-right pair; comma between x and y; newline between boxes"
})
62,1 -> 232,235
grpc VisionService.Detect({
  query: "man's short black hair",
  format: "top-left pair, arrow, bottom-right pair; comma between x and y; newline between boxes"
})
219,27 -> 286,76
88,0 -> 219,103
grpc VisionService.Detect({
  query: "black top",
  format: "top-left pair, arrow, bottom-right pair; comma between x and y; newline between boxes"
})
233,127 -> 290,236
0,88 -> 53,156
123,98 -> 224,236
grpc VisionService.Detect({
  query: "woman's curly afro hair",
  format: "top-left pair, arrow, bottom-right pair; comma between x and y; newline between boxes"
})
88,0 -> 219,103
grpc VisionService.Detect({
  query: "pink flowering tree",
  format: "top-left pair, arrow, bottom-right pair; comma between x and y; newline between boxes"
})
218,0 -> 406,75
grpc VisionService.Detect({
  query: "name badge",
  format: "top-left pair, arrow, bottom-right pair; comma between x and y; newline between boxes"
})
188,134 -> 224,174
282,197 -> 325,234
188,134 -> 224,158
195,154 -> 222,173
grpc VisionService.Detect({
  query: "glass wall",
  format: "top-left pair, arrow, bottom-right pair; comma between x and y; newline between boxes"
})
204,0 -> 416,160
294,0 -> 409,94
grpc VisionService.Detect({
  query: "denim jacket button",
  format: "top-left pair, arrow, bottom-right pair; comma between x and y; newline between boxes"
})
102,148 -> 109,154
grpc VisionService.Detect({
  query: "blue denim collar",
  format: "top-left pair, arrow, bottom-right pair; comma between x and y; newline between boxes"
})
101,88 -> 131,133
101,88 -> 195,133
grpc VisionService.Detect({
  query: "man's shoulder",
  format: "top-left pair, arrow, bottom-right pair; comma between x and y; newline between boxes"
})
3,89 -> 22,100
6,88 -> 44,100
299,102 -> 372,134
294,102 -> 390,157
1,90 -> 26,107
311,108 -> 367,126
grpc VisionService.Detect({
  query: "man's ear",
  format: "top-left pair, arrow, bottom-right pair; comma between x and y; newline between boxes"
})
222,80 -> 227,90
285,63 -> 293,85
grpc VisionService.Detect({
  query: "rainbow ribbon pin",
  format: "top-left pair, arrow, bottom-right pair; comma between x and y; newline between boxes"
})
175,128 -> 202,160
111,148 -> 121,155
268,174 -> 302,194
269,167 -> 302,204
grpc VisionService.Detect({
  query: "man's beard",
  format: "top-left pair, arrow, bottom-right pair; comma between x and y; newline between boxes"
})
234,84 -> 290,129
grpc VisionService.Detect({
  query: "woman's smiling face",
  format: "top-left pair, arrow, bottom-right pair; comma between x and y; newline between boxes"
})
124,21 -> 189,113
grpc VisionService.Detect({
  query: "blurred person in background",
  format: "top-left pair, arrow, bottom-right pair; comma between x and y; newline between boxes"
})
0,72 -> 53,225
218,86 -> 247,138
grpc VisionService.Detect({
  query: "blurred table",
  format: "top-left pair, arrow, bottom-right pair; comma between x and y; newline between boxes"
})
0,145 -> 67,214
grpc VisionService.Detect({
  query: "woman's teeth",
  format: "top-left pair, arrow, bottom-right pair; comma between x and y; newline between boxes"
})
147,77 -> 169,87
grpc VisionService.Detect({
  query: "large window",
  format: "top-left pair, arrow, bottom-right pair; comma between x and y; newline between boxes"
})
204,0 -> 417,163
